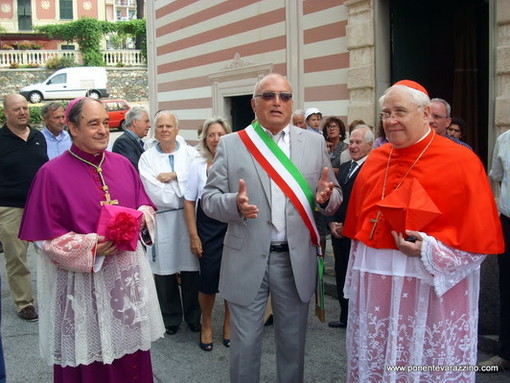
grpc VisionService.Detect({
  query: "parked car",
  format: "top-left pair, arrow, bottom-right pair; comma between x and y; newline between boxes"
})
19,67 -> 109,104
101,99 -> 131,130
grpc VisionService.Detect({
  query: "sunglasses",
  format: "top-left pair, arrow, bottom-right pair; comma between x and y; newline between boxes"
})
255,92 -> 293,102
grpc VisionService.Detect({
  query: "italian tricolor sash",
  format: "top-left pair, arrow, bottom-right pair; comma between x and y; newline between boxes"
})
238,122 -> 320,248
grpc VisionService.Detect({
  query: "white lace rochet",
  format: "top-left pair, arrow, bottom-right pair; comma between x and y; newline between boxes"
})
344,233 -> 486,383
36,230 -> 164,367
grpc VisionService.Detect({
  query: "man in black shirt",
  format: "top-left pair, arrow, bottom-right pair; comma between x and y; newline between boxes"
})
0,94 -> 48,321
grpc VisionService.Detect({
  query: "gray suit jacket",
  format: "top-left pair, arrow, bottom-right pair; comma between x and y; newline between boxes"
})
202,125 -> 342,306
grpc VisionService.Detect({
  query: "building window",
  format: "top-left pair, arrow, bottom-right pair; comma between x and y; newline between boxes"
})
61,44 -> 76,50
60,0 -> 73,20
18,0 -> 32,31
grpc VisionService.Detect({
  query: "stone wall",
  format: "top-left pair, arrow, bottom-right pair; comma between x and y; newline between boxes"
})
0,67 -> 148,102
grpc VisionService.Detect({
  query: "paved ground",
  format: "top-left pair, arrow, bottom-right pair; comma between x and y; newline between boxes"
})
1,242 -> 509,382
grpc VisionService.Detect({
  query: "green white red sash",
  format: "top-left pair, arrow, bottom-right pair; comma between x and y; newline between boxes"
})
238,121 -> 320,247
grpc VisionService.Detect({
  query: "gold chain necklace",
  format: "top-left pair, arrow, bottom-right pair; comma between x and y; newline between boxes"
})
68,149 -> 119,206
369,132 -> 435,239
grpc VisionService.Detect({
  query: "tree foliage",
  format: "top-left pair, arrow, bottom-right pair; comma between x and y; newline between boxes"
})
35,18 -> 147,66
115,19 -> 147,57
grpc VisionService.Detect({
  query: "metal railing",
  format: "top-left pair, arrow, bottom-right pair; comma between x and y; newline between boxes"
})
0,49 -> 146,68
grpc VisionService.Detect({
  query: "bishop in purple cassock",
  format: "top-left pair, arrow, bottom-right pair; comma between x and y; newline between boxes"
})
19,98 -> 164,383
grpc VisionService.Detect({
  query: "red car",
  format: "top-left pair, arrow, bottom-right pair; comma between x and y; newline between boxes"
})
100,99 -> 131,130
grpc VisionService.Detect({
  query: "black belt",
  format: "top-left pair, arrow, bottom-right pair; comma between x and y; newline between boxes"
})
270,242 -> 289,253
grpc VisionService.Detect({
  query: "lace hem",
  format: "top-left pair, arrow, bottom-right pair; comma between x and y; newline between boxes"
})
38,243 -> 165,367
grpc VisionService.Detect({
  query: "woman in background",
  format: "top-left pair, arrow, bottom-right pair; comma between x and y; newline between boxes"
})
322,116 -> 347,174
184,117 -> 232,351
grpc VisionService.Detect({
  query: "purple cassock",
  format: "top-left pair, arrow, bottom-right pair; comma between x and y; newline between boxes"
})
20,145 -> 155,240
19,145 -> 164,383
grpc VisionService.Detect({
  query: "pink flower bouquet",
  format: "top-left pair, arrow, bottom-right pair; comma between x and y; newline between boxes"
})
96,205 -> 143,251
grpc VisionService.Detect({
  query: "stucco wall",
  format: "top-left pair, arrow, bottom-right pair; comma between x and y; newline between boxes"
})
0,67 -> 148,102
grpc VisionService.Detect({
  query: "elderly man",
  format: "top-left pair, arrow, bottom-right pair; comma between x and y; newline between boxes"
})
291,109 -> 306,129
328,125 -> 373,329
139,111 -> 201,336
202,73 -> 341,383
41,102 -> 71,159
430,98 -> 471,149
19,98 -> 164,382
112,106 -> 151,170
342,80 -> 503,382
0,94 -> 47,321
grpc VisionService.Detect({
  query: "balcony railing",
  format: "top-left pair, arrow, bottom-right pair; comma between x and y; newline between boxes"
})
0,49 -> 146,68
116,0 -> 136,6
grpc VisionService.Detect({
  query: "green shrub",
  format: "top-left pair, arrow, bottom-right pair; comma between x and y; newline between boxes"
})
45,55 -> 77,70
45,56 -> 60,69
29,106 -> 43,126
17,41 -> 32,50
82,50 -> 104,67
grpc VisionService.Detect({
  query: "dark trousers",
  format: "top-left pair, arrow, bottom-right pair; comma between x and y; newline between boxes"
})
154,271 -> 201,329
331,236 -> 351,323
498,215 -> 510,360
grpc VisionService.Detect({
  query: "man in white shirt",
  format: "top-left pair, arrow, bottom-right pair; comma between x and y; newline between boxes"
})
480,130 -> 510,371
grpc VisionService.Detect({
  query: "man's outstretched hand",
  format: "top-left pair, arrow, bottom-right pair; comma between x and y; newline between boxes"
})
236,179 -> 259,219
316,167 -> 334,205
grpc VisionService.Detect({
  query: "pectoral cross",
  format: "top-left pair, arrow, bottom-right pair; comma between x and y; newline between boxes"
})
67,150 -> 120,206
100,184 -> 119,206
369,211 -> 382,239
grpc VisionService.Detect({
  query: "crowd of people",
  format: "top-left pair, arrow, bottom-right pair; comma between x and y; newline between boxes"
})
0,74 -> 508,382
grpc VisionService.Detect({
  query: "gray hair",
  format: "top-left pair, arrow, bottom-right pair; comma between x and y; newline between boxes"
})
196,117 -> 231,161
430,98 -> 451,117
351,124 -> 375,143
252,73 -> 291,99
154,110 -> 179,127
125,106 -> 148,128
41,102 -> 64,118
379,84 -> 430,109
292,109 -> 304,118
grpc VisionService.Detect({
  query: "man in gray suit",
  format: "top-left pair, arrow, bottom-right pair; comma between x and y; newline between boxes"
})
112,106 -> 151,170
202,73 -> 342,383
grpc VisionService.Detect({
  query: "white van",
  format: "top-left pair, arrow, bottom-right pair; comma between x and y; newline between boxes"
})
19,66 -> 109,104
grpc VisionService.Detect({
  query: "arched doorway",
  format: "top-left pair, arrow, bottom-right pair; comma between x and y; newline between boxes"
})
389,0 -> 489,162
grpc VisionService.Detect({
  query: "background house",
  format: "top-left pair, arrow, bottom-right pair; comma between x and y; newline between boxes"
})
0,0 -> 142,50
146,0 -> 510,167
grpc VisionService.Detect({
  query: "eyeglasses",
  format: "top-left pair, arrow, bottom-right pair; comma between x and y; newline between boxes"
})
379,107 -> 420,120
255,92 -> 293,102
326,125 -> 339,129
430,113 -> 448,120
